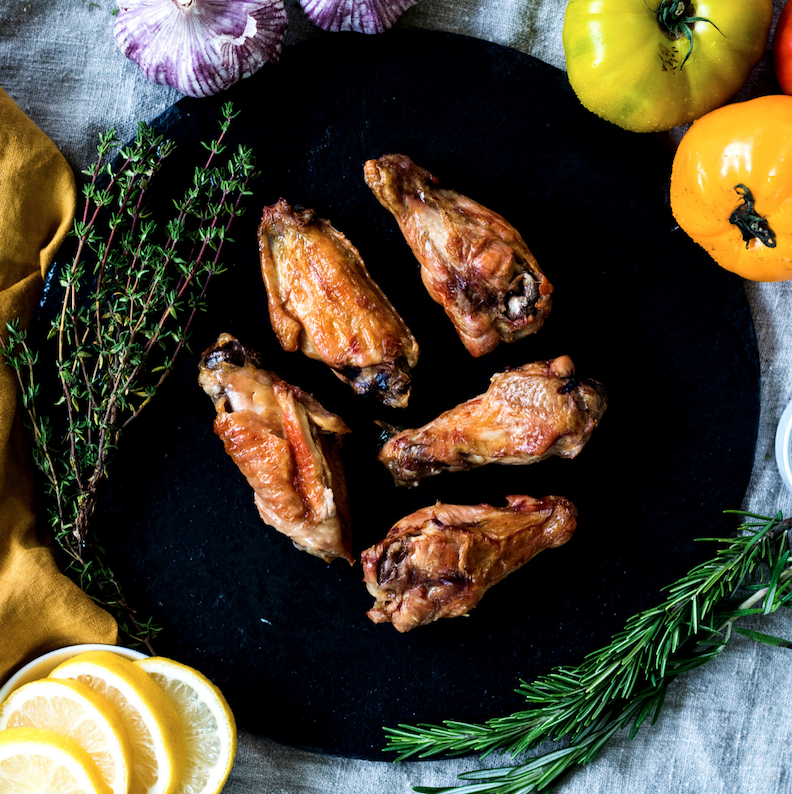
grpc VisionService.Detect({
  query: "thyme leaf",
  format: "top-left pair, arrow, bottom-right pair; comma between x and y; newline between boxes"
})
1,103 -> 257,651
385,511 -> 792,793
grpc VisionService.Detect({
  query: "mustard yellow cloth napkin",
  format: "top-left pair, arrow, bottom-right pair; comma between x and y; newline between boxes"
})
0,87 -> 118,682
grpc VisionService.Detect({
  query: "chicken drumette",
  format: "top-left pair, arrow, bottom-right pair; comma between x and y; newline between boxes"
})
199,333 -> 353,564
364,153 -> 552,357
362,495 -> 577,632
378,355 -> 606,485
258,198 -> 419,408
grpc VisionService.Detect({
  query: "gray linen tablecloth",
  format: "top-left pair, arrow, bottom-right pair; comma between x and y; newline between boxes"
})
2,1 -> 792,791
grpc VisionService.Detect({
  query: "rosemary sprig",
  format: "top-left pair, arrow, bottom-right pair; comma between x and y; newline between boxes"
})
1,103 -> 257,651
385,511 -> 792,793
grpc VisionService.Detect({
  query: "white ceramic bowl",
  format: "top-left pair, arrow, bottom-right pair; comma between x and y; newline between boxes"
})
776,400 -> 792,495
0,644 -> 147,705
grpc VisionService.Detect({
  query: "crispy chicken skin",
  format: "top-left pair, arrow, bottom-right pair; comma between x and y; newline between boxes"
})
258,198 -> 419,408
378,355 -> 606,485
198,333 -> 354,564
362,495 -> 577,632
363,154 -> 553,357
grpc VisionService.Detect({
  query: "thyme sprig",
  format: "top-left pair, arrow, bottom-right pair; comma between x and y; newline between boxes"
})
386,511 -> 792,793
1,103 -> 257,650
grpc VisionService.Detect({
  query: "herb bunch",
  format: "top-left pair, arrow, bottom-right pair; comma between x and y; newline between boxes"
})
1,103 -> 257,650
386,511 -> 792,794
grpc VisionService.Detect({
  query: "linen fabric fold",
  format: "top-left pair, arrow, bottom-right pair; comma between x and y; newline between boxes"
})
0,86 -> 118,684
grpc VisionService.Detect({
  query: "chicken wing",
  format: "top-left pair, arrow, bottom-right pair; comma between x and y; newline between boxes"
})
378,355 -> 606,485
198,333 -> 354,564
258,198 -> 419,408
364,153 -> 552,357
362,495 -> 577,632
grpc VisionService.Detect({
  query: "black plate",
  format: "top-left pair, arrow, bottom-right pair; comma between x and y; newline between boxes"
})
45,30 -> 759,759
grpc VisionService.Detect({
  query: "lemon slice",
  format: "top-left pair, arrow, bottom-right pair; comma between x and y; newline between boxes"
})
135,657 -> 236,794
50,651 -> 186,794
0,726 -> 111,794
0,677 -> 132,794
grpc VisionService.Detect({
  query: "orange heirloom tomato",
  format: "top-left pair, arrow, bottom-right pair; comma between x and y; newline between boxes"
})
670,95 -> 792,282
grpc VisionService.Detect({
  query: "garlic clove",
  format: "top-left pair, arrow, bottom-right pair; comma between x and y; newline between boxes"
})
114,0 -> 288,99
298,0 -> 421,34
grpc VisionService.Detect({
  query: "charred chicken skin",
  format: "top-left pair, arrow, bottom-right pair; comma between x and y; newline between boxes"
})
378,355 -> 606,485
199,333 -> 354,564
362,495 -> 577,632
258,198 -> 419,408
363,153 -> 553,357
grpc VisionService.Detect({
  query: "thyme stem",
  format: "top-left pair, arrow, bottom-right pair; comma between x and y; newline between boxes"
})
1,103 -> 258,648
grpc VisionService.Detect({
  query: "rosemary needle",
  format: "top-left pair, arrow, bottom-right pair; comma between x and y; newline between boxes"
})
2,104 -> 258,650
385,511 -> 792,794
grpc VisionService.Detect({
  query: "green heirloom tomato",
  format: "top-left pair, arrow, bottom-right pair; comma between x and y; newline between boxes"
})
562,0 -> 773,133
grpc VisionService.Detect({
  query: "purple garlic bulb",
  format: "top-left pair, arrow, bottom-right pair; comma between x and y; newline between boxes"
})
298,0 -> 421,34
114,0 -> 288,98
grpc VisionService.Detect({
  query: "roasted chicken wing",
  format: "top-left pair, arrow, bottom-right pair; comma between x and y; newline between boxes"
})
362,495 -> 577,632
258,198 -> 419,408
378,355 -> 606,485
199,333 -> 353,564
364,153 -> 553,357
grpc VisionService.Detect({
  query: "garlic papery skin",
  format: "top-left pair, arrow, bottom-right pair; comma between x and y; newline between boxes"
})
298,0 -> 421,34
114,0 -> 288,98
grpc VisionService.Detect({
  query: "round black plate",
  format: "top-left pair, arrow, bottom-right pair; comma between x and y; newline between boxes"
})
47,30 -> 759,759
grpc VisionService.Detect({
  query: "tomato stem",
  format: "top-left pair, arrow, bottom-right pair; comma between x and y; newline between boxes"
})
654,0 -> 721,69
729,185 -> 777,249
